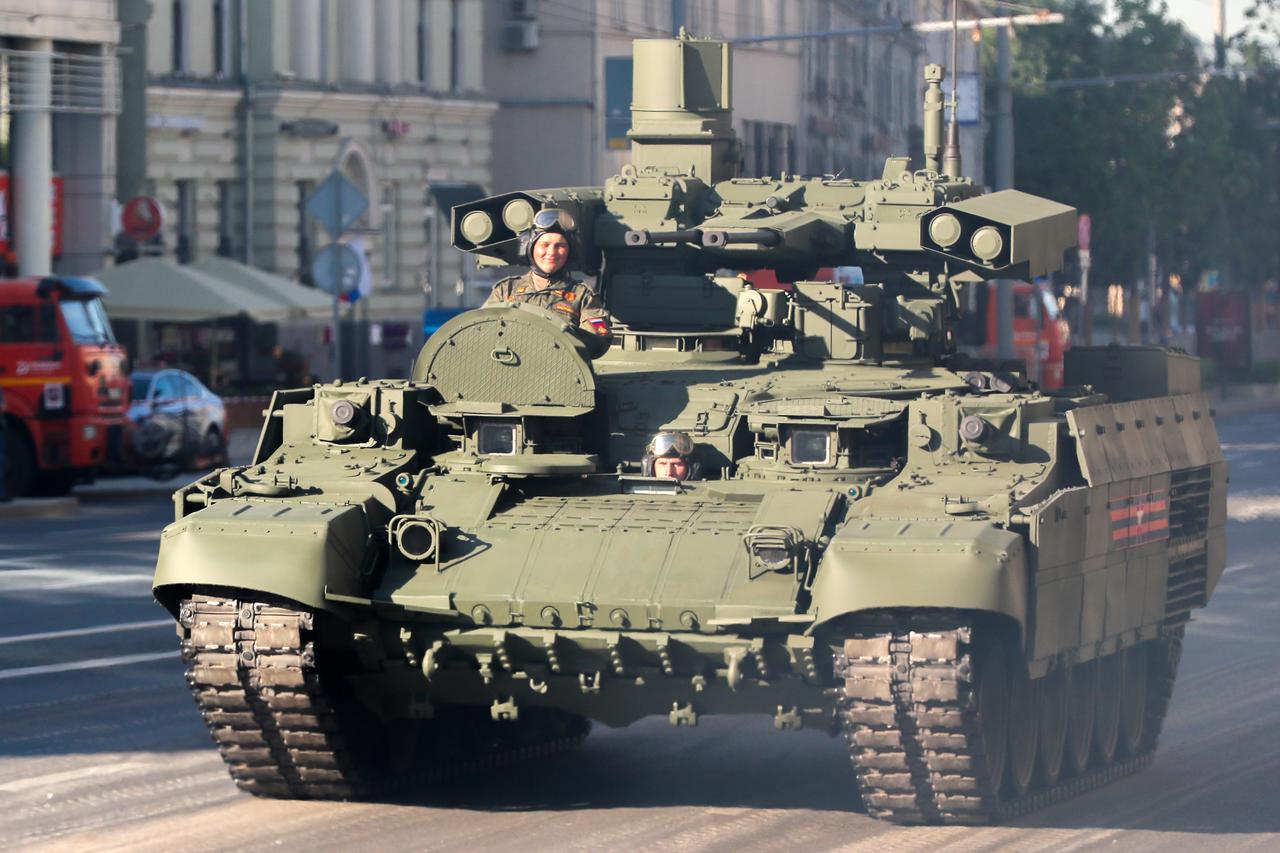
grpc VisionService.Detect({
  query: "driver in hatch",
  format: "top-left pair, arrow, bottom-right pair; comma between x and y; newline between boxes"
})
642,431 -> 702,482
483,207 -> 614,359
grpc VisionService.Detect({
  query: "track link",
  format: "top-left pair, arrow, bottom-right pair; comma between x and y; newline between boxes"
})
178,594 -> 589,799
835,614 -> 1177,825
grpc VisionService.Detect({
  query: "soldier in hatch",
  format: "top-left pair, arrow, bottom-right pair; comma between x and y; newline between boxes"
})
483,208 -> 614,358
641,431 -> 702,482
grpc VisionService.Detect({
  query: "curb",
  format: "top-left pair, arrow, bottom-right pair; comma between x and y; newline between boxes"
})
1212,399 -> 1280,419
76,483 -> 184,500
0,496 -> 80,520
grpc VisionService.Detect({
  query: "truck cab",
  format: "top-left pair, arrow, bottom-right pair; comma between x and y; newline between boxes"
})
0,277 -> 129,496
966,279 -> 1071,389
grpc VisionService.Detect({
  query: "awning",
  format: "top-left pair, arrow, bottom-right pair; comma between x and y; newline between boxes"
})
428,182 -> 487,214
93,257 -> 291,323
191,256 -> 332,320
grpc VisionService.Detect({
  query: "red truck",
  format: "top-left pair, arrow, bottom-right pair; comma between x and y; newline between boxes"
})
0,277 -> 129,496
974,280 -> 1071,389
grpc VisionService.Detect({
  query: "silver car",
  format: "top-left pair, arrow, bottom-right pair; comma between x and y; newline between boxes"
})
128,369 -> 227,469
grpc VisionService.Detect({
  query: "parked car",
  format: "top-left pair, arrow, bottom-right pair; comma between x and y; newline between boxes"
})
127,369 -> 227,470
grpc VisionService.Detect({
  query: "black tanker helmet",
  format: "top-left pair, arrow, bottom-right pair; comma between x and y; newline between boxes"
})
521,207 -> 579,277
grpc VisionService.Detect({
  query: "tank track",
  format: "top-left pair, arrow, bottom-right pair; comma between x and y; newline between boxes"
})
834,614 -> 1181,825
178,593 -> 589,799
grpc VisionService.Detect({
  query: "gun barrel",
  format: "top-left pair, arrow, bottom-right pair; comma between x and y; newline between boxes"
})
702,229 -> 783,248
624,228 -> 704,247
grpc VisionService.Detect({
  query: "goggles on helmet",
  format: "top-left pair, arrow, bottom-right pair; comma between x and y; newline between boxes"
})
532,207 -> 576,234
648,431 -> 695,458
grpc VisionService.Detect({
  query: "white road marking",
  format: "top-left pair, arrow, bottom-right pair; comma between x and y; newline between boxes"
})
0,569 -> 153,592
0,760 -> 155,793
0,651 -> 176,681
0,619 -> 173,646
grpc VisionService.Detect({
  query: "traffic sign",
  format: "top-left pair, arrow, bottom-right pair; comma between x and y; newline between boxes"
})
306,170 -> 368,240
311,243 -> 362,296
121,196 -> 164,242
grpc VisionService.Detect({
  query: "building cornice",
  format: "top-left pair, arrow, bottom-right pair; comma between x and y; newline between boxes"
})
147,86 -> 243,111
253,87 -> 499,120
0,10 -> 119,45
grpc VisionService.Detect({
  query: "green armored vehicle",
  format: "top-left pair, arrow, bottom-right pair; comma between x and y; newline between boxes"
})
154,35 -> 1226,824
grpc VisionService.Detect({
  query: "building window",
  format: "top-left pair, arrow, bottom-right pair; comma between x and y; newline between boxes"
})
417,0 -> 431,84
216,180 -> 234,258
172,0 -> 189,73
381,183 -> 400,291
449,0 -> 460,92
296,180 -> 316,285
213,0 -> 231,76
176,179 -> 196,263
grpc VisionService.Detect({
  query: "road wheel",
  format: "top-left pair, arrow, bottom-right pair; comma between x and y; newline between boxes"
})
1092,651 -> 1123,765
1036,666 -> 1069,786
976,639 -> 1010,796
3,427 -> 36,498
1119,643 -> 1149,756
1064,658 -> 1097,776
1005,657 -> 1039,797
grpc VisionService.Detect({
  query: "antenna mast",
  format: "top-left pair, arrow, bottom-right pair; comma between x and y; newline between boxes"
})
942,0 -> 963,179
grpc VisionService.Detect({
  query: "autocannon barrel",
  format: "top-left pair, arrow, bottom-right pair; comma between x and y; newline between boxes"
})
624,228 -> 704,247
701,229 -> 783,248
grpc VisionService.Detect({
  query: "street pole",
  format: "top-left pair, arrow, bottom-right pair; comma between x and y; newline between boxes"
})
1213,0 -> 1227,69
995,25 -> 1015,360
331,190 -> 342,381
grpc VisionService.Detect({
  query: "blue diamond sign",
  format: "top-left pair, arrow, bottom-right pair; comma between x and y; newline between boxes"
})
306,170 -> 368,239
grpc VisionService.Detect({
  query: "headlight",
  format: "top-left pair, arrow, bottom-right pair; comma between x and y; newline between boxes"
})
789,428 -> 833,465
82,425 -> 99,441
389,515 -> 445,569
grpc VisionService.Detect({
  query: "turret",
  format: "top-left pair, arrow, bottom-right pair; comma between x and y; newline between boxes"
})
450,35 -> 1077,363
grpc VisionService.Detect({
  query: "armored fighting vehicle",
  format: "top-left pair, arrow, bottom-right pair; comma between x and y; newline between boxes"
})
154,35 -> 1226,824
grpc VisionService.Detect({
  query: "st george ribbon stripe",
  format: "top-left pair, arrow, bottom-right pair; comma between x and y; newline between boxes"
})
1109,490 -> 1171,547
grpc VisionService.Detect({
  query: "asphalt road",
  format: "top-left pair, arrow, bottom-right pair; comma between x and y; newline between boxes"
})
1,412 -> 1278,852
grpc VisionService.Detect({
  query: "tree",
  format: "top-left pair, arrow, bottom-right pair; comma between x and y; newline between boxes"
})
989,0 -> 1201,291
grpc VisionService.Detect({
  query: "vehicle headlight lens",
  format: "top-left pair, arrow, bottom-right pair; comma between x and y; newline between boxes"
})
82,425 -> 98,441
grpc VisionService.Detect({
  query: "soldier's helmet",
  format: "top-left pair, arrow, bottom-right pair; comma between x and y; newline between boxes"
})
521,207 -> 579,272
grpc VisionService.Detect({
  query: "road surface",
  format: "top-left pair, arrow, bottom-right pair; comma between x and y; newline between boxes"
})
1,412 -> 1277,851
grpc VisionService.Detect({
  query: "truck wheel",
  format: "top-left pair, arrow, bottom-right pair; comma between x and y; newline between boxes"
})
3,428 -> 37,498
34,470 -> 79,497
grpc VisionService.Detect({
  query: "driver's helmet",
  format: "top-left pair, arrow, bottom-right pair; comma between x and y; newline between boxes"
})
520,207 -> 579,272
641,430 -> 701,481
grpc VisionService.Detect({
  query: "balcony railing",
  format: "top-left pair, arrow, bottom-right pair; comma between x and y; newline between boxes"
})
1,48 -> 121,115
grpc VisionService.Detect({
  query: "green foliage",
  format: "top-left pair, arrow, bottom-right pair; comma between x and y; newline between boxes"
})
989,0 -> 1280,291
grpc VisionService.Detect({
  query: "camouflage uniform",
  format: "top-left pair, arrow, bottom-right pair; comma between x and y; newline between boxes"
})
483,272 -> 614,358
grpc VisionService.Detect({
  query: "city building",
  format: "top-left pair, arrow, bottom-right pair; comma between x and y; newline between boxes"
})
0,2 -> 120,277
484,0 -> 985,194
124,0 -> 497,380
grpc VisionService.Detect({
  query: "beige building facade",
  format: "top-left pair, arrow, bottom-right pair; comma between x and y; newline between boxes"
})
0,1 -> 120,277
486,0 -> 985,195
129,0 -> 497,380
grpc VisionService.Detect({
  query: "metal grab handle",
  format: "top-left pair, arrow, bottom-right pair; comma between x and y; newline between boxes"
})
490,346 -> 519,366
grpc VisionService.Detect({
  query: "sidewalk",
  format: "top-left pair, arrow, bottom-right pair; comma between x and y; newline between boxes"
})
73,427 -> 260,499
1206,382 -> 1280,419
0,428 -> 259,517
